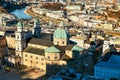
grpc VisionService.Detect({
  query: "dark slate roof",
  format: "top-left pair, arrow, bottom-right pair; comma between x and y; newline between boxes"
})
54,45 -> 66,52
24,47 -> 44,56
65,44 -> 74,51
28,38 -> 53,47
61,54 -> 71,60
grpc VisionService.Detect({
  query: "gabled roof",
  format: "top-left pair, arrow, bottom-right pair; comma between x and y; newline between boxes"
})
45,46 -> 60,53
61,54 -> 71,60
79,32 -> 87,40
24,47 -> 44,56
72,45 -> 84,52
66,44 -> 74,51
28,38 -> 53,47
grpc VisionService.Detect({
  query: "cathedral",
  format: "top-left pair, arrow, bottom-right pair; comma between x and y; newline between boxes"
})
6,19 -> 84,74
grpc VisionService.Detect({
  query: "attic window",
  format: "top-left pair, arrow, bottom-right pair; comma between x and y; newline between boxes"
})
57,41 -> 59,44
48,56 -> 50,59
63,41 -> 64,44
54,56 -> 57,59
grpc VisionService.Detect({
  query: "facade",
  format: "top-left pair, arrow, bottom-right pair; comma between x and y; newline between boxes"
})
4,20 -> 84,74
22,21 -> 84,74
15,20 -> 26,63
6,34 -> 15,49
94,55 -> 120,79
70,32 -> 87,48
96,23 -> 114,31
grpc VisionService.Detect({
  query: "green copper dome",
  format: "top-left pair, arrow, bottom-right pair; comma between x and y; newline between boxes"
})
72,45 -> 84,52
53,28 -> 69,39
53,21 -> 69,39
45,46 -> 60,53
17,20 -> 23,27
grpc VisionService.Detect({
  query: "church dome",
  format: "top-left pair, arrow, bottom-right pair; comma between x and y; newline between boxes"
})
53,28 -> 69,39
53,21 -> 69,39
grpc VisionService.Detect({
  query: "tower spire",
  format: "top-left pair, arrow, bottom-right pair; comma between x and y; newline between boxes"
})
33,18 -> 41,38
59,21 -> 65,29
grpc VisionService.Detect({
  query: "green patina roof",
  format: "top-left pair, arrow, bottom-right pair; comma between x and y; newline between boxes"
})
53,28 -> 69,39
45,46 -> 60,53
53,21 -> 69,39
17,20 -> 23,27
72,45 -> 84,52
34,18 -> 40,24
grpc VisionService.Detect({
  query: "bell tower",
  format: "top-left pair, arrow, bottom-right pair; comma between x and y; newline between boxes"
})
33,18 -> 41,38
15,20 -> 26,64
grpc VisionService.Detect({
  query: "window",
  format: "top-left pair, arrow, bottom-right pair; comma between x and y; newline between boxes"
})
57,41 -> 59,44
54,56 -> 57,59
36,57 -> 38,59
25,59 -> 27,61
48,56 -> 50,59
31,61 -> 32,62
41,58 -> 44,61
63,41 -> 64,44
17,35 -> 19,39
41,63 -> 44,65
25,55 -> 27,57
30,56 -> 33,58
36,62 -> 38,64
62,63 -> 65,65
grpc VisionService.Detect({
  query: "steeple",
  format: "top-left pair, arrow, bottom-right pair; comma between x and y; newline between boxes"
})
53,21 -> 69,46
15,19 -> 26,64
59,21 -> 65,29
34,18 -> 40,27
16,20 -> 23,32
33,18 -> 41,38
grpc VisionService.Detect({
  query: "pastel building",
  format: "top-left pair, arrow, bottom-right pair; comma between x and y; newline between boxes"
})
17,21 -> 84,74
94,55 -> 120,79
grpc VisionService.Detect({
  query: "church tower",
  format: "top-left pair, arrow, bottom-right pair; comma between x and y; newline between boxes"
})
33,18 -> 41,38
15,20 -> 26,64
53,21 -> 69,46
